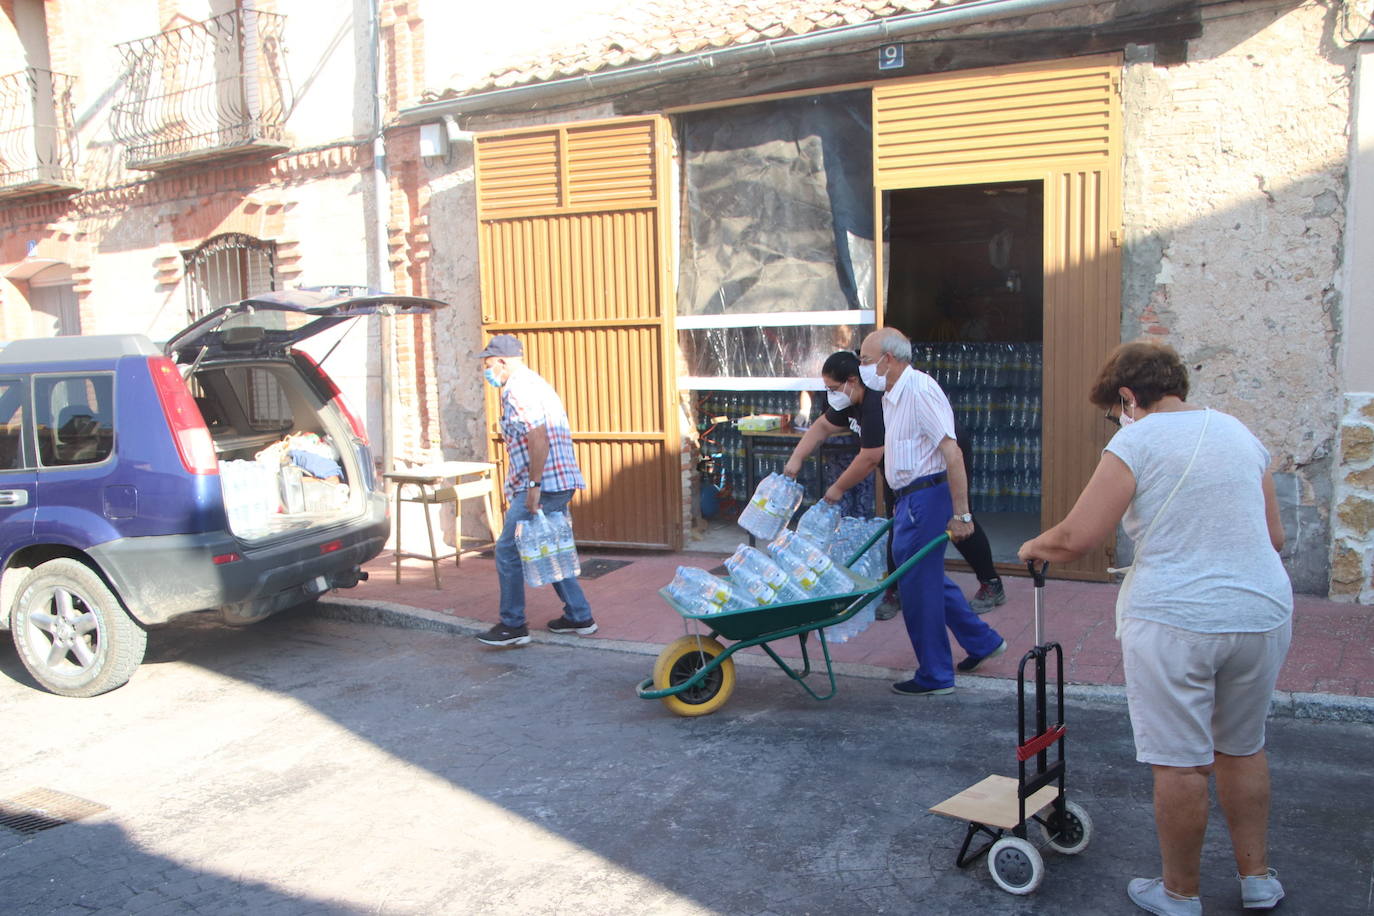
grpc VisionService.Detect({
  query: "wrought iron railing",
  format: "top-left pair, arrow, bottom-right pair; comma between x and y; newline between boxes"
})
112,9 -> 293,170
0,68 -> 79,192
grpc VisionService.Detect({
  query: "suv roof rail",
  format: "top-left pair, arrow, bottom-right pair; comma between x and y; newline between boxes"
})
0,334 -> 161,365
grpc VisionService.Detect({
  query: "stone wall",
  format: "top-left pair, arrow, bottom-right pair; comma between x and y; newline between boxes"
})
1119,1 -> 1354,593
1332,395 -> 1374,602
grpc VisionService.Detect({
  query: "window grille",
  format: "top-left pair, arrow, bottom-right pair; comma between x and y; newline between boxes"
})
183,233 -> 277,323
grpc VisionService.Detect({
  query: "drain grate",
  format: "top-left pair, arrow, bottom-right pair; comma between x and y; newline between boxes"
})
578,558 -> 633,580
0,788 -> 107,835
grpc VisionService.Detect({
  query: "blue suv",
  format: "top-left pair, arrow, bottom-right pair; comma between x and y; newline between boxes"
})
0,290 -> 444,696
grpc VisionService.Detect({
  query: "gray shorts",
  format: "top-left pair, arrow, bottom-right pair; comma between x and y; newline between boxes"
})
1120,617 -> 1292,767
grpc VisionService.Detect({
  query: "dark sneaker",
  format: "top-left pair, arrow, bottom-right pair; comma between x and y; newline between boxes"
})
547,615 -> 598,636
875,590 -> 901,621
956,638 -> 1008,673
969,578 -> 1007,613
891,678 -> 953,697
476,623 -> 530,647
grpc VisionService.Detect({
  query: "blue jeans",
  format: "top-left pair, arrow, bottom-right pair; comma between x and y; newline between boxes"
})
495,489 -> 593,628
892,476 -> 1004,689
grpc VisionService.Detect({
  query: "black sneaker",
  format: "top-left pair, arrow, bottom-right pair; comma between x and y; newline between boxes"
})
875,590 -> 901,621
547,615 -> 598,636
969,578 -> 1007,614
476,623 -> 530,647
956,638 -> 1008,673
891,678 -> 953,697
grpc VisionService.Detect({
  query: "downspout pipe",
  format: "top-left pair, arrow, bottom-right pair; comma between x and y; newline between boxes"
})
366,0 -> 395,478
396,0 -> 1097,124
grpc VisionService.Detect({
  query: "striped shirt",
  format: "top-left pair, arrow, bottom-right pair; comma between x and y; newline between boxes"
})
498,366 -> 585,500
880,365 -> 958,490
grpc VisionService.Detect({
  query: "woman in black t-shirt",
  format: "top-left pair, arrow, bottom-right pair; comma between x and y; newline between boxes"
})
784,351 -> 1006,615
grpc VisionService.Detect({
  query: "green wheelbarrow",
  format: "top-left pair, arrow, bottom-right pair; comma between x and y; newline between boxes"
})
636,521 -> 949,717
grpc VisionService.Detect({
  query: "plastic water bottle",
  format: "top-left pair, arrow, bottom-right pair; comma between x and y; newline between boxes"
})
666,566 -> 750,614
547,511 -> 580,581
772,530 -> 839,578
796,500 -> 841,550
727,566 -> 775,606
724,544 -> 810,602
738,472 -> 804,541
515,511 -> 559,587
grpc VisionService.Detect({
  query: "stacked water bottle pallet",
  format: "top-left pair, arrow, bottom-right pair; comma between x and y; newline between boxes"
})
695,391 -> 827,509
915,342 -> 1043,515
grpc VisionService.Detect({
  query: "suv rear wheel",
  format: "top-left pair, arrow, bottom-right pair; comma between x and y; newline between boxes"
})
10,559 -> 147,697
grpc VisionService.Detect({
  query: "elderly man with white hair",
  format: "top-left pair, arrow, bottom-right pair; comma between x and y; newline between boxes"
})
859,327 -> 1006,696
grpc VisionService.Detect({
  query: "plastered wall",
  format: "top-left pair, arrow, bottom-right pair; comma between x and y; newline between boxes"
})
1120,1 -> 1356,593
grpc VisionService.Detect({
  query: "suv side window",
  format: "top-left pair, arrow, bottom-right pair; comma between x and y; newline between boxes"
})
35,374 -> 115,467
0,378 -> 29,470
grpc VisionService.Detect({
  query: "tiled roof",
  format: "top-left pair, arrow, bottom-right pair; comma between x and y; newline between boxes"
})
436,0 -> 983,100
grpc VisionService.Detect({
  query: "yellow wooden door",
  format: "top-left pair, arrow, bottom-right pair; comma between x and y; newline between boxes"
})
872,55 -> 1123,579
474,116 -> 680,549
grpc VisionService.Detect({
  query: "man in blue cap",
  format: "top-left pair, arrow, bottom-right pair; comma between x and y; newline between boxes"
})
475,334 -> 596,646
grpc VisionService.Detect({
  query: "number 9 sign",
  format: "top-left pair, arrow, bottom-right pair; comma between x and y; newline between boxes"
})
879,44 -> 904,71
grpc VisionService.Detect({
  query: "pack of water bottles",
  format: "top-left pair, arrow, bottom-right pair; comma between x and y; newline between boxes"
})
795,500 -> 841,550
823,517 -> 890,641
514,510 -> 580,587
723,544 -> 810,605
665,566 -> 753,616
768,529 -> 856,596
737,472 -> 805,541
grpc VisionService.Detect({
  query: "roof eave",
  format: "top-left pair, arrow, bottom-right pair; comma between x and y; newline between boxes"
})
396,0 -> 1098,127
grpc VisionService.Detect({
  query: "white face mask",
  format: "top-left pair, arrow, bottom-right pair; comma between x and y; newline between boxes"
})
826,385 -> 852,411
859,358 -> 886,392
1119,396 -> 1136,427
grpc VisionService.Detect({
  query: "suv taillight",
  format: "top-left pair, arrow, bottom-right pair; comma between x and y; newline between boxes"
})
294,350 -> 369,445
148,357 -> 218,475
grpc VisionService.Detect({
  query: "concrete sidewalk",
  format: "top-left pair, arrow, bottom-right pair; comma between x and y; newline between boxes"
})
336,544 -> 1374,721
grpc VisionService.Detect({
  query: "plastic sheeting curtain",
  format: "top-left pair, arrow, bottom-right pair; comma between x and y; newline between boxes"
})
676,92 -> 875,380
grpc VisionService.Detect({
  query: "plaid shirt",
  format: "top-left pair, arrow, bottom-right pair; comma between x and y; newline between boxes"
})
498,366 -> 585,500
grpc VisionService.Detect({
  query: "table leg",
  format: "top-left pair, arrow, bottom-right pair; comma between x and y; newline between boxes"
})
393,480 -> 403,584
421,485 -> 441,590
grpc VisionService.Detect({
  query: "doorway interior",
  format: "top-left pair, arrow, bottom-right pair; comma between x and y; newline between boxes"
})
883,180 -> 1045,565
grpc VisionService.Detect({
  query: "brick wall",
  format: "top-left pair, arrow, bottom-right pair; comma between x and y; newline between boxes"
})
1332,396 -> 1374,603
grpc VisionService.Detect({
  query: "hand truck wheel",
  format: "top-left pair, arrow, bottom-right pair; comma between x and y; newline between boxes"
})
1041,800 -> 1093,855
988,836 -> 1044,895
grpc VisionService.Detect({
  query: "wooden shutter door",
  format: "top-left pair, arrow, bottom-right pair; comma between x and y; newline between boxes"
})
474,116 -> 680,549
873,55 -> 1123,578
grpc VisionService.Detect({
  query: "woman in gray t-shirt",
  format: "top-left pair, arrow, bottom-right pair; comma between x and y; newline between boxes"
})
1019,341 -> 1291,916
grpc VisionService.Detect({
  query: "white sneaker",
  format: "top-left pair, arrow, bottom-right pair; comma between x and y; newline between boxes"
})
1239,868 -> 1284,909
1128,877 -> 1202,916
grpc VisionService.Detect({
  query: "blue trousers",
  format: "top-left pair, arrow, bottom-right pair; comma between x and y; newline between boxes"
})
892,478 -> 1004,690
495,489 -> 593,628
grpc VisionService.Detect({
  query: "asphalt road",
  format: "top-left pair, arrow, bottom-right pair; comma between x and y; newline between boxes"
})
1,609 -> 1371,915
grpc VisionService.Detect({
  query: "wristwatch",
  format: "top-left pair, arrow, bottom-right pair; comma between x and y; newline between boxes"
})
528,481 -> 542,489
953,513 -> 972,523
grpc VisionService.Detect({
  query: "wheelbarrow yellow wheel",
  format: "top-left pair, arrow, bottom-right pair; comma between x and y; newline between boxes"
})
653,635 -> 735,717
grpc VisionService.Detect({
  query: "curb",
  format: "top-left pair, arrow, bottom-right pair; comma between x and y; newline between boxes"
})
311,597 -> 1374,725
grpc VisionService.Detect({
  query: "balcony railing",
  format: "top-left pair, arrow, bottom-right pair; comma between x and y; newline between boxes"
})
112,9 -> 293,171
0,68 -> 80,198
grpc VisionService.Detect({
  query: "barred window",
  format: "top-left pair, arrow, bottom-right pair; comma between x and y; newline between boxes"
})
183,232 -> 277,323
